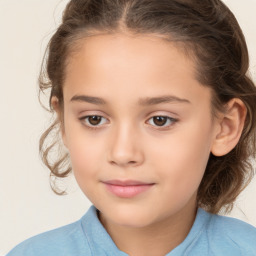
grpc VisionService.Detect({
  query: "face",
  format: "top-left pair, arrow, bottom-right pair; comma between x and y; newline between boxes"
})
61,33 -> 219,228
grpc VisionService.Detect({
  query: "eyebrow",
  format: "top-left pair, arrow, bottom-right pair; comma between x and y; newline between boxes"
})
70,94 -> 191,105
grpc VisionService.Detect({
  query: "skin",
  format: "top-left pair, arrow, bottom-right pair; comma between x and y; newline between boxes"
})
52,33 -> 247,256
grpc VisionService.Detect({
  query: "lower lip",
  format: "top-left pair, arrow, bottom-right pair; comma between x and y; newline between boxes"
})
104,183 -> 154,198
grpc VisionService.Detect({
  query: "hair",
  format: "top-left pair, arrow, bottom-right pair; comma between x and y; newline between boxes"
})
39,0 -> 256,214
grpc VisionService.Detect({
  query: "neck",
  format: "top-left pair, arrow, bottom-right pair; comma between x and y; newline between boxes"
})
99,198 -> 197,256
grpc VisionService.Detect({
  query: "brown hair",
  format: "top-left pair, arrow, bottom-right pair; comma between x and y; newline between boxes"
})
39,0 -> 256,213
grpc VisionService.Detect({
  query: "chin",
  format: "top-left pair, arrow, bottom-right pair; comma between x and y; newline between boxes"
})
114,216 -> 154,229
101,203 -> 158,228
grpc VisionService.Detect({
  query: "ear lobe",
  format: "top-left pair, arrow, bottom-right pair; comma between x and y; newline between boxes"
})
51,96 -> 59,112
51,96 -> 67,147
211,98 -> 247,157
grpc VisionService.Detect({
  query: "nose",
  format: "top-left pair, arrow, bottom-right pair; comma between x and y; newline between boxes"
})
108,123 -> 144,168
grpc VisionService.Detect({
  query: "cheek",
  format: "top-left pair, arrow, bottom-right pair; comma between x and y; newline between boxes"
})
63,121 -> 104,184
152,119 -> 214,196
67,137 -> 102,198
68,138 -> 101,173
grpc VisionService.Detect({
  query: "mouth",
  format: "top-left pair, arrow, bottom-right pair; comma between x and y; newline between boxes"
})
102,180 -> 155,198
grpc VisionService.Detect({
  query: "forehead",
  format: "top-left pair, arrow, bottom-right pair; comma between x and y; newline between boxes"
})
63,33 -> 211,108
65,33 -> 196,83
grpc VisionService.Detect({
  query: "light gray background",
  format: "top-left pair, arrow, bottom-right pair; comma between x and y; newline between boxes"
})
1,0 -> 256,254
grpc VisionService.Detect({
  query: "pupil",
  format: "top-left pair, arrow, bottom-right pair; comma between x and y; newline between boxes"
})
89,116 -> 101,125
154,116 -> 167,126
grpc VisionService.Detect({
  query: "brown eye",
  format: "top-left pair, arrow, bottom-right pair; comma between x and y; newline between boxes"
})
153,116 -> 168,126
88,116 -> 102,125
79,115 -> 107,129
147,116 -> 177,129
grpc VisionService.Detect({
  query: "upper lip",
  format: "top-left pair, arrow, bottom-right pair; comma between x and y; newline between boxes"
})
103,180 -> 155,186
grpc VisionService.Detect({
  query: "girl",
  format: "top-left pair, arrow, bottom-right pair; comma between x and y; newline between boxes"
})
7,0 -> 256,255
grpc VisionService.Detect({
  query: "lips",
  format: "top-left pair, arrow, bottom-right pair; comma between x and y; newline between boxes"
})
102,180 -> 155,198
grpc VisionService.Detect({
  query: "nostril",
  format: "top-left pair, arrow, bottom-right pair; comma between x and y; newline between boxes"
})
110,160 -> 138,166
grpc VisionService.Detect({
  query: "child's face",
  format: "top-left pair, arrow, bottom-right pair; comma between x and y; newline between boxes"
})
61,34 -> 220,227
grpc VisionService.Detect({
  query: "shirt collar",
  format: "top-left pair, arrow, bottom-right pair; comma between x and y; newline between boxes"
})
81,205 -> 129,255
81,205 -> 211,256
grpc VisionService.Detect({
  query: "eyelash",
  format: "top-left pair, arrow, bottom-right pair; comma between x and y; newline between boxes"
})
78,115 -> 178,131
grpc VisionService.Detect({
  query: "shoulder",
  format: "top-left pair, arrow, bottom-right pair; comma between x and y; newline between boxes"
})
6,219 -> 92,256
210,213 -> 256,240
207,211 -> 256,254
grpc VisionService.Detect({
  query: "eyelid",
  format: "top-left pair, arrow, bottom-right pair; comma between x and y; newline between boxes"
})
78,115 -> 109,130
146,115 -> 178,130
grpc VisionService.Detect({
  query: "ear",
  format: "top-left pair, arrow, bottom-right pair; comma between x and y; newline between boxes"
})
211,98 -> 247,156
51,96 -> 67,147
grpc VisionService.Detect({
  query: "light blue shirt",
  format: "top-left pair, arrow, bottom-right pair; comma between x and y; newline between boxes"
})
6,205 -> 256,256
